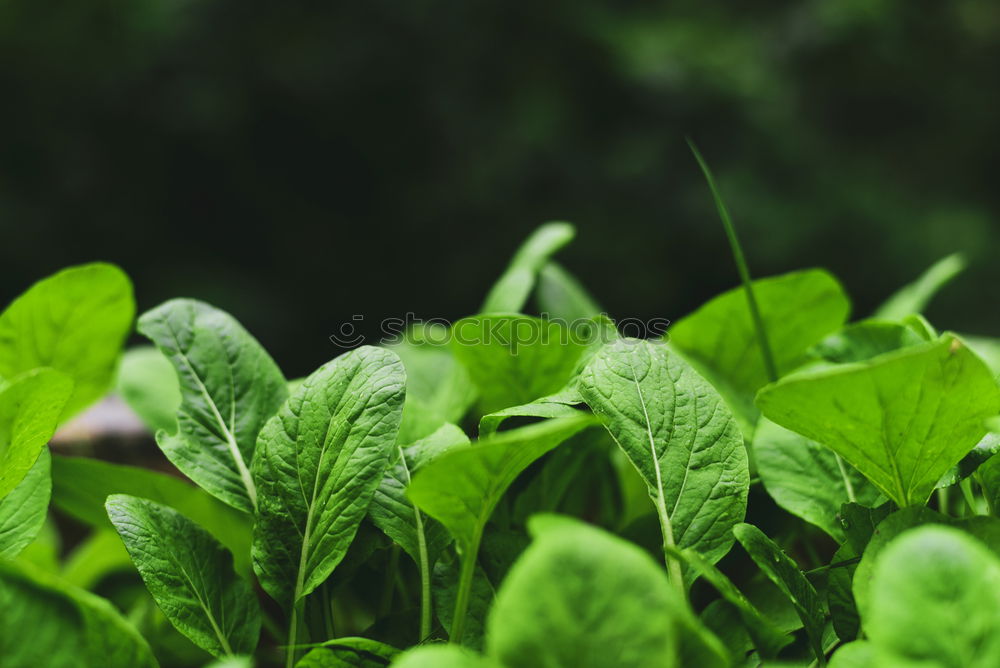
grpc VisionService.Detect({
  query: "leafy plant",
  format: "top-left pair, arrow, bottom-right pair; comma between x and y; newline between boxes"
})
3,152 -> 1000,668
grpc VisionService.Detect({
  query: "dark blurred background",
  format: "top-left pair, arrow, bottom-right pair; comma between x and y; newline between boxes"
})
2,0 -> 999,378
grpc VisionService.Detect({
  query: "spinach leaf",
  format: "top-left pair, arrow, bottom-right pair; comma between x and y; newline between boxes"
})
0,560 -> 157,667
477,387 -> 582,438
251,346 -> 404,662
873,252 -> 966,319
754,417 -> 879,541
862,526 -> 1000,667
480,222 -> 575,314
60,529 -> 133,590
811,320 -> 925,364
296,637 -> 399,667
407,416 -> 593,643
138,299 -> 288,514
106,494 -> 261,658
391,645 -> 492,668
733,523 -> 826,664
451,315 -> 590,414
578,338 -> 748,584
757,335 -> 1000,507
0,262 -> 134,419
51,454 -> 252,573
534,261 -> 602,321
116,345 -> 181,433
0,368 -> 72,499
369,423 -> 470,640
0,449 -> 50,559
668,269 -> 850,431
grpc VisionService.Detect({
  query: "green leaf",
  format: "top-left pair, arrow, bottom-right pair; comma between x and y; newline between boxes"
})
407,416 -> 593,642
296,637 -> 399,667
386,325 -> 477,443
828,503 -> 893,642
534,261 -> 602,321
116,345 -> 181,433
50,455 -> 252,574
578,338 -> 748,578
828,641 -> 876,668
754,418 -> 880,541
138,298 -> 288,514
488,515 -> 692,668
964,334 -> 1000,375
664,544 -> 791,658
874,252 -> 966,319
477,388 -> 583,438
0,449 -> 50,559
864,526 -> 1000,667
252,346 -> 405,610
106,494 -> 261,658
480,222 -> 575,314
0,262 -> 135,419
979,452 -> 1000,514
757,335 -> 1000,507
0,560 -> 157,667
390,645 -> 492,668
811,320 -> 926,364
451,315 -> 590,414
433,558 -> 495,650
668,269 -> 850,430
936,432 -> 1000,489
0,368 -> 72,499
733,523 -> 825,664
61,529 -> 133,589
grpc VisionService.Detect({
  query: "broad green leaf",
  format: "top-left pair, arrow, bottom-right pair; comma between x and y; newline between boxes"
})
61,529 -> 133,589
812,320 -> 925,364
534,261 -> 602,322
757,335 -> 1000,507
206,658 -> 253,668
407,416 -> 593,559
668,269 -> 850,430
252,346 -> 405,609
138,298 -> 288,514
452,315 -> 590,414
936,431 -> 1000,488
0,368 -> 72,498
116,345 -> 181,433
733,523 -> 825,664
50,455 -> 252,573
107,494 -> 261,658
297,637 -> 398,666
369,423 -> 469,566
964,334 -> 1000,375
0,449 -> 50,559
480,222 -> 575,314
477,388 -> 582,438
386,325 -> 477,443
864,526 -> 1000,667
390,645 -> 491,668
754,418 -> 879,541
874,252 -> 966,319
828,503 -> 893,642
487,516 -> 685,668
578,339 -> 748,573
851,507 -> 1000,620
0,560 -> 157,667
0,262 -> 134,419
14,516 -> 60,572
664,544 -> 791,658
828,641 -> 876,668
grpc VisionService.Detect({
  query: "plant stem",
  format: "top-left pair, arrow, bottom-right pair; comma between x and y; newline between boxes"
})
654,489 -> 686,598
687,138 -> 778,383
286,601 -> 303,668
960,477 -> 979,515
937,486 -> 949,516
413,509 -> 433,641
835,453 -> 856,503
449,527 -> 485,645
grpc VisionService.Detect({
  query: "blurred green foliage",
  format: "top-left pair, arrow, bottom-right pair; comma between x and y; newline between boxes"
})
1,0 -> 998,375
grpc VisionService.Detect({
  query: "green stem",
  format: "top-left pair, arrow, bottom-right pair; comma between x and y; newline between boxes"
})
449,527 -> 485,645
937,486 -> 949,516
978,472 -> 995,516
286,601 -> 303,668
687,138 -> 778,383
654,490 -> 686,598
835,453 -> 856,503
414,509 -> 433,641
960,477 -> 979,516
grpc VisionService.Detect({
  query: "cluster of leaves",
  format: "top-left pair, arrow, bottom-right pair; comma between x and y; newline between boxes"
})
3,180 -> 1000,667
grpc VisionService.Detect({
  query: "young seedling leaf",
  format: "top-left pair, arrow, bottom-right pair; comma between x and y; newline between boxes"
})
0,368 -> 72,499
407,415 -> 593,643
0,560 -> 157,667
863,526 -> 1000,667
480,222 -> 575,314
0,449 -> 50,559
477,387 -> 583,438
874,252 -> 966,320
811,320 -> 926,364
452,314 -> 590,414
0,262 -> 134,419
578,338 -> 749,582
668,269 -> 850,433
534,261 -> 603,322
50,454 -> 252,573
115,345 -> 181,434
138,299 -> 288,514
106,494 -> 262,658
754,417 -> 879,542
733,523 -> 826,664
757,335 -> 1000,507
252,346 -> 405,612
